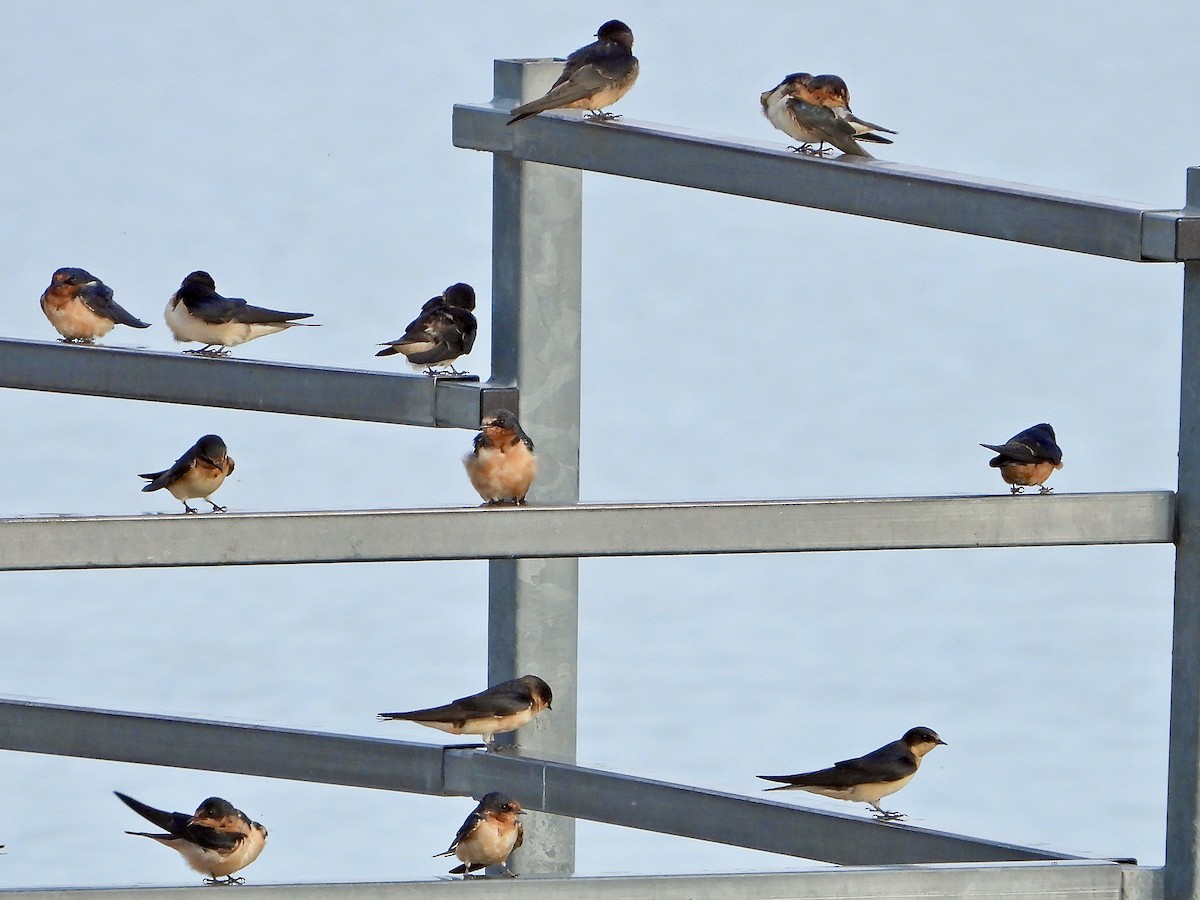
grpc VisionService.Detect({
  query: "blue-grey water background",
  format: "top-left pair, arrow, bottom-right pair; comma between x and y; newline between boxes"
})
0,0 -> 1196,887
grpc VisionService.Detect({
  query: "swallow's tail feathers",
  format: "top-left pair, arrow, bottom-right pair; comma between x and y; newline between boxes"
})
105,304 -> 153,329
125,829 -> 175,841
114,791 -> 189,836
844,114 -> 897,136
507,69 -> 609,125
375,344 -> 403,357
855,132 -> 894,145
758,773 -> 808,790
138,469 -> 173,492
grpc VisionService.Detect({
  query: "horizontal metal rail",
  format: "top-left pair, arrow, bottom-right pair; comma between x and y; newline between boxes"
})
0,699 -> 1079,867
0,861 -> 1136,900
0,338 -> 516,429
453,100 -> 1200,262
0,492 -> 1174,571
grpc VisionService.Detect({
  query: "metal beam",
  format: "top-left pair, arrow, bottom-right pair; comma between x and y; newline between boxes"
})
0,861 -> 1130,900
1166,169 -> 1200,900
452,95 -> 1196,262
485,58 -> 584,876
0,699 -> 1080,867
0,337 -> 516,429
0,492 -> 1174,572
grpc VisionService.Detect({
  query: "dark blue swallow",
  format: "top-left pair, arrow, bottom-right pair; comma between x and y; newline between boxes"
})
40,267 -> 150,342
981,423 -> 1063,494
376,282 -> 478,375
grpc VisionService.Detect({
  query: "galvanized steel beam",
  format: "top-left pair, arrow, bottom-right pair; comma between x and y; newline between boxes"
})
0,492 -> 1174,572
485,59 -> 584,875
1167,170 -> 1200,900
0,699 -> 1080,867
453,89 -> 1196,262
0,861 -> 1131,900
0,337 -> 516,429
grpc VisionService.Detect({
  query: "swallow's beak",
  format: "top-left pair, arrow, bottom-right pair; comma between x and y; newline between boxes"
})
937,738 -> 948,746
516,809 -> 527,816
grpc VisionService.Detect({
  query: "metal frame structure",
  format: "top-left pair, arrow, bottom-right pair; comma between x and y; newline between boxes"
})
1,57 -> 1198,897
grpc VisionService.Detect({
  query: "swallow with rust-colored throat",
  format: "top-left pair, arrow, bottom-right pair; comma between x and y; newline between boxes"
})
114,791 -> 267,885
40,267 -> 151,342
463,410 -> 537,505
760,72 -> 894,158
436,792 -> 525,877
139,434 -> 235,514
759,726 -> 946,820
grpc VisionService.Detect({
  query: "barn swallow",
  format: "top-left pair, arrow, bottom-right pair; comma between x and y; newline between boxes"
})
507,20 -> 638,125
463,410 -> 537,505
435,793 -> 524,878
114,791 -> 267,885
760,73 -> 893,158
39,267 -> 151,342
376,282 -> 478,376
981,423 -> 1063,494
758,726 -> 946,820
378,674 -> 552,749
165,270 -> 316,356
139,434 -> 235,514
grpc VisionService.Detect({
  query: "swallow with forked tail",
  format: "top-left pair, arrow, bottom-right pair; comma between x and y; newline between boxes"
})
140,434 -> 235,514
759,726 -> 946,820
376,282 -> 477,375
40,267 -> 151,342
379,674 -> 552,749
760,72 -> 894,158
114,791 -> 267,885
165,270 -> 315,356
507,20 -> 638,125
436,792 -> 524,877
981,423 -> 1063,493
463,409 -> 537,505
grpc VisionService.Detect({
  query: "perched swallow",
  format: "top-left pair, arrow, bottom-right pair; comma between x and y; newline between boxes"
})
463,410 -> 537,505
435,792 -> 524,878
507,20 -> 638,125
981,423 -> 1063,494
114,791 -> 267,885
759,726 -> 946,820
165,270 -> 315,356
379,674 -> 552,749
39,267 -> 151,342
376,282 -> 478,375
760,73 -> 894,158
140,434 -> 235,514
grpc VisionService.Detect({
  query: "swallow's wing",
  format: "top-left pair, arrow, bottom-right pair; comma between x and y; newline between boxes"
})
182,821 -> 245,853
980,440 -> 1044,464
78,282 -> 151,328
831,740 -> 918,783
785,98 -> 871,157
838,109 -> 898,137
188,293 -> 312,325
435,810 -> 483,857
115,792 -> 193,838
139,452 -> 194,491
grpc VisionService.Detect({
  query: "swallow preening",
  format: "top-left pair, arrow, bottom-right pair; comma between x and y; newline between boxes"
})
140,434 -> 235,514
376,282 -> 478,376
114,792 -> 267,885
981,423 -> 1063,494
507,20 -> 638,125
378,674 -> 552,750
759,726 -> 946,820
463,410 -> 537,505
760,72 -> 895,158
436,792 -> 524,878
165,270 -> 316,356
40,267 -> 151,343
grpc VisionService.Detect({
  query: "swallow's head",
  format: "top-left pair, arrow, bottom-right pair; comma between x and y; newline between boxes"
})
481,409 -> 521,436
50,267 -> 97,287
442,282 -> 477,311
194,797 -> 239,820
479,792 -> 524,819
194,434 -> 229,465
596,19 -> 634,48
180,270 -> 217,291
519,674 -> 554,711
807,74 -> 851,108
903,726 -> 947,756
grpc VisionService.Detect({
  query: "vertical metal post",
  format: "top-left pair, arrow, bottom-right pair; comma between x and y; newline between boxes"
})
1167,166 -> 1200,900
487,58 -> 583,876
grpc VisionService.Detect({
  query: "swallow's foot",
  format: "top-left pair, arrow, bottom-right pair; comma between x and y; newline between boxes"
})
1010,485 -> 1024,494
586,110 -> 622,121
202,875 -> 245,886
184,347 -> 231,358
872,809 -> 905,822
501,867 -> 519,878
207,502 -> 227,513
58,337 -> 95,344
182,504 -> 199,514
1038,486 -> 1055,494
